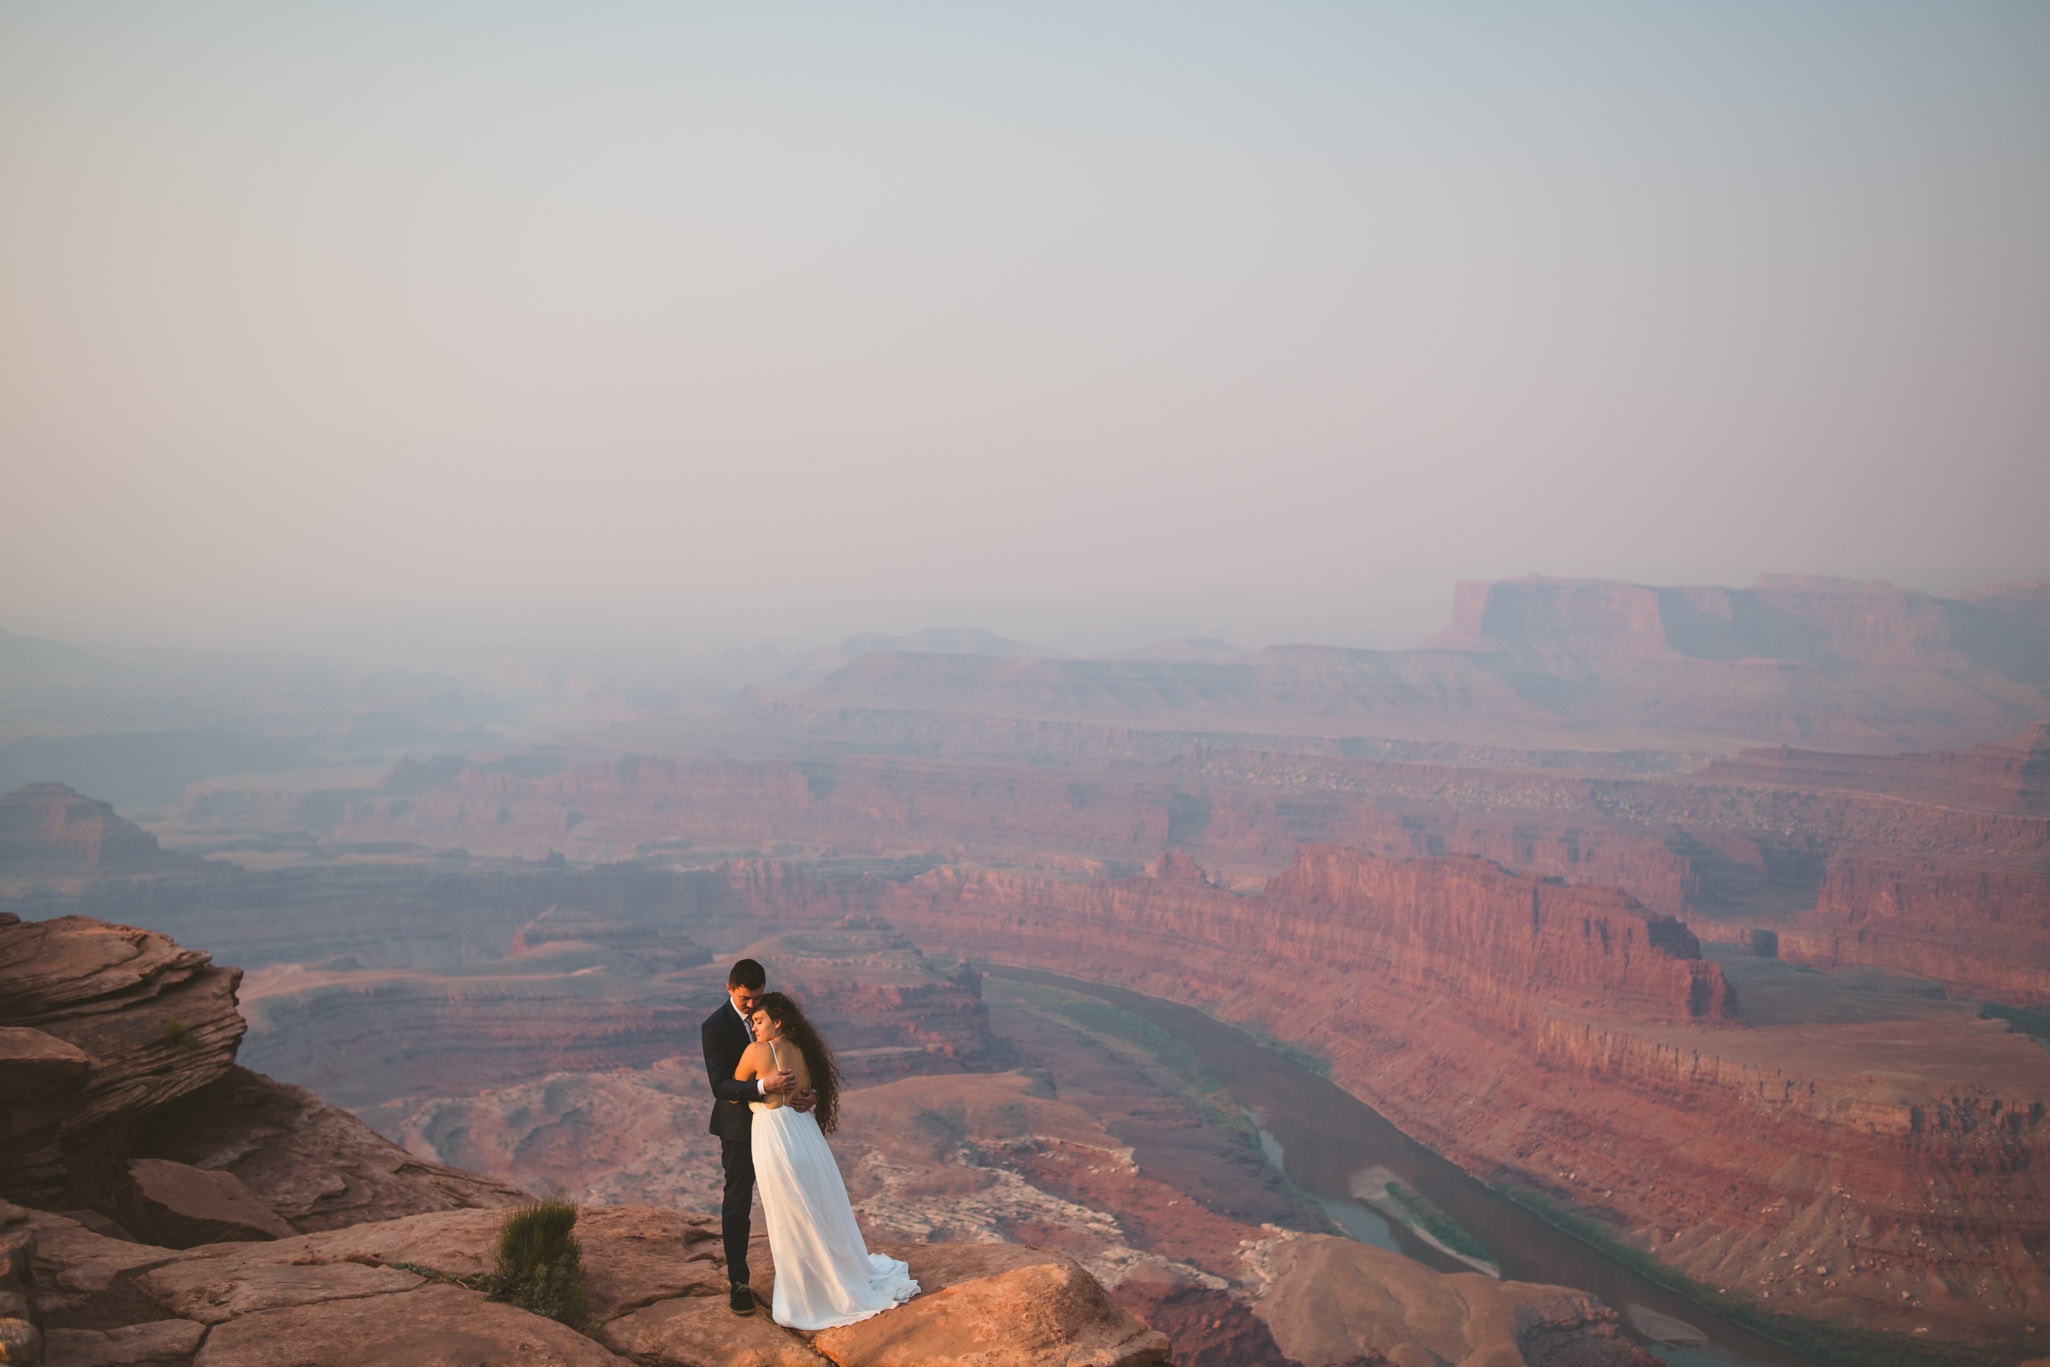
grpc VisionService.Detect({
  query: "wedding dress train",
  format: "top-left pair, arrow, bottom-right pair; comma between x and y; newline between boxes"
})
750,1100 -> 919,1330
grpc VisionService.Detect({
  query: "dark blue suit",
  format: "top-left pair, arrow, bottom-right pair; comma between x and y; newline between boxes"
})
702,1001 -> 758,1285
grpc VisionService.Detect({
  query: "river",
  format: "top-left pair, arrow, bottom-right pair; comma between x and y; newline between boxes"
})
986,966 -> 1817,1367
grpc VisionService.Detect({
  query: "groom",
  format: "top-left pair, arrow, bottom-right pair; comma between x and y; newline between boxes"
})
702,957 -> 810,1316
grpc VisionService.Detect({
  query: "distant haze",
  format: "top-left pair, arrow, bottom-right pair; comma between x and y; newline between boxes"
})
4,3 -> 2046,654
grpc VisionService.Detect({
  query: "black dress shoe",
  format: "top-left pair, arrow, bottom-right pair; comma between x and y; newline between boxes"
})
729,1282 -> 755,1316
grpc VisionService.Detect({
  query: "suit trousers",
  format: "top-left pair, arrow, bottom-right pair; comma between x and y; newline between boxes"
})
721,1134 -> 755,1285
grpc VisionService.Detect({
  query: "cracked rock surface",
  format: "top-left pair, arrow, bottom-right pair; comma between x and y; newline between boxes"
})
22,1201 -> 1170,1367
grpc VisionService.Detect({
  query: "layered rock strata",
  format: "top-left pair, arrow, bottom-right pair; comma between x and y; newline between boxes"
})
0,784 -> 191,882
1786,851 -> 2050,1006
805,575 -> 2050,753
154,721 -> 2048,1011
0,912 -> 523,1241
730,851 -> 2049,1360
132,1066 -> 523,1232
0,913 -> 244,1207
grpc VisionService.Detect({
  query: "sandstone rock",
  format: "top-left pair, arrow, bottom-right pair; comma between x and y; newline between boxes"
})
570,1205 -> 726,1322
1251,1236 -> 1653,1367
1112,1275 -> 1299,1367
810,1242 -> 1169,1367
599,1293 -> 832,1367
191,1281 -> 629,1366
0,917 -> 243,1206
1790,848 -> 2050,1007
0,1027 -> 92,1133
122,1160 -> 293,1248
172,1207 -> 505,1283
129,1068 -> 524,1233
134,1207 -> 1165,1367
14,1208 -> 178,1321
41,1320 -> 203,1367
138,1254 -> 420,1324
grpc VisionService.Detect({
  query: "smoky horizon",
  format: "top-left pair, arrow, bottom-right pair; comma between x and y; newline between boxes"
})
4,4 -> 2048,659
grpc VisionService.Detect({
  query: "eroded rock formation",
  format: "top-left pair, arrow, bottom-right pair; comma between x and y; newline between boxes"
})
0,913 -> 245,1207
721,852 -> 2050,1360
0,784 -> 191,882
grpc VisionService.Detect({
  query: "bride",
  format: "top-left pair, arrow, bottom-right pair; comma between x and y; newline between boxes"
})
735,992 -> 920,1330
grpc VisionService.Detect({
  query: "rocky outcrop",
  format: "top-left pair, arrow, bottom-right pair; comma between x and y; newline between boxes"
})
1249,1234 -> 1653,1367
0,914 -> 244,1207
0,784 -> 191,881
0,1026 -> 91,1169
1785,850 -> 2050,1006
122,1159 -> 297,1248
0,913 -> 524,1242
16,1201 -> 1171,1367
131,1066 -> 523,1232
812,1242 -> 1170,1367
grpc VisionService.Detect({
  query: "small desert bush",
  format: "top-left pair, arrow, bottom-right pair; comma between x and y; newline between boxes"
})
490,1200 -> 585,1325
161,1019 -> 198,1049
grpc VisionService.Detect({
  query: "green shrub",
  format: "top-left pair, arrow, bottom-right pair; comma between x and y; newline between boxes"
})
490,1200 -> 585,1325
162,1019 -> 197,1049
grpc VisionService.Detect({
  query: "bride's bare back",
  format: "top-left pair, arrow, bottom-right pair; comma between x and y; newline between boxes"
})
736,1037 -> 810,1110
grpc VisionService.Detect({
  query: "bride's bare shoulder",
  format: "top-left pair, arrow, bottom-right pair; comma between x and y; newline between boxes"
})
736,1039 -> 773,1075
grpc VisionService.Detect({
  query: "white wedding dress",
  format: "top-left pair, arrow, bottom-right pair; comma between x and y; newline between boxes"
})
750,1092 -> 919,1330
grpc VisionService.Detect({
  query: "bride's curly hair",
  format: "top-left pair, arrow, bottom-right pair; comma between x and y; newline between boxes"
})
755,991 -> 843,1133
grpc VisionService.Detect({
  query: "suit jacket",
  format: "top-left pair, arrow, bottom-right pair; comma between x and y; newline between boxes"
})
703,1001 -> 757,1143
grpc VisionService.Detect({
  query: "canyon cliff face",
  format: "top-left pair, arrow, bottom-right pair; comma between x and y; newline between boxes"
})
0,783 -> 194,882
1689,725 -> 2050,1004
803,575 -> 2050,754
716,851 -> 2048,1358
161,720 -> 2048,1011
1788,853 -> 2050,1006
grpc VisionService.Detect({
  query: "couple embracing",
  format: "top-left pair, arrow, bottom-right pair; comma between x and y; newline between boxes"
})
701,958 -> 920,1330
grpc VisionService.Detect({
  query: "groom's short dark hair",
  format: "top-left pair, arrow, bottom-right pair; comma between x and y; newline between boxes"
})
728,958 -> 766,991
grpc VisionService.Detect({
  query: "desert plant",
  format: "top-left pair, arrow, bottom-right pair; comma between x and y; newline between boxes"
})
489,1200 -> 585,1325
161,1019 -> 197,1049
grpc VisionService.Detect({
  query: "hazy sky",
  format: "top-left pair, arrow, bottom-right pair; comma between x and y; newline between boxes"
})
4,3 -> 2047,651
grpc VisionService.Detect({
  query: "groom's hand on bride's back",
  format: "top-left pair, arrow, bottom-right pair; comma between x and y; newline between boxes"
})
789,1087 -> 817,1114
